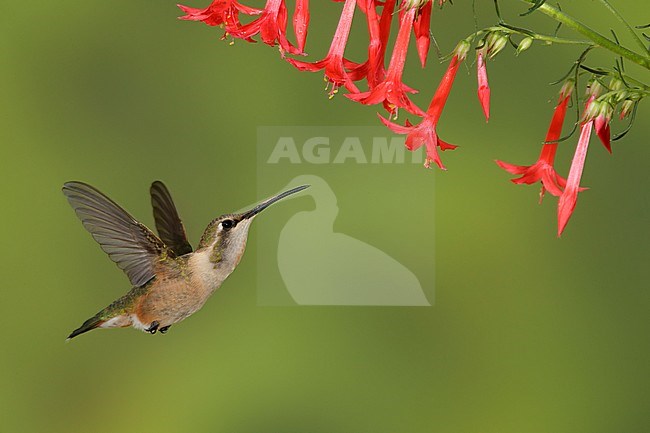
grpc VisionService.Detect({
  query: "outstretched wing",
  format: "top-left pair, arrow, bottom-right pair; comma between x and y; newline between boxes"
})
150,181 -> 193,256
63,181 -> 173,288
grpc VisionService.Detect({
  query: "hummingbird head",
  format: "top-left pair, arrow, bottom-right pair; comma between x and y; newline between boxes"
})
197,185 -> 309,268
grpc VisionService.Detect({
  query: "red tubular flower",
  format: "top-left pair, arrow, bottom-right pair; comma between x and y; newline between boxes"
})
555,93 -> 602,236
229,0 -> 300,55
476,51 -> 490,121
413,1 -> 432,68
580,81 -> 611,154
293,0 -> 310,54
286,0 -> 359,96
557,118 -> 593,236
177,0 -> 262,37
380,44 -> 468,169
381,116 -> 457,169
594,109 -> 612,153
378,0 -> 396,47
345,0 -> 395,89
495,84 -> 574,201
347,6 -> 424,117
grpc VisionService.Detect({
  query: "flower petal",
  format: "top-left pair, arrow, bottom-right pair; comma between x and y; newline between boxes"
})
495,160 -> 530,175
476,52 -> 490,121
413,1 -> 432,68
293,0 -> 310,53
594,115 -> 612,153
558,120 -> 593,236
285,0 -> 358,94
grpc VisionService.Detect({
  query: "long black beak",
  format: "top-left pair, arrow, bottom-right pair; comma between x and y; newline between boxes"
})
241,185 -> 310,220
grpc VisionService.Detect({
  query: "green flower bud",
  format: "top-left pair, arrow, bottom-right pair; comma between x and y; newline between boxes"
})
619,99 -> 634,119
454,39 -> 471,61
516,37 -> 533,55
584,100 -> 601,121
609,77 -> 624,91
487,32 -> 508,58
559,79 -> 575,99
586,80 -> 604,98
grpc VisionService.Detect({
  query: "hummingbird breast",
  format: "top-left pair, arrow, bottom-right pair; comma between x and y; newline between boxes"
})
134,250 -> 231,328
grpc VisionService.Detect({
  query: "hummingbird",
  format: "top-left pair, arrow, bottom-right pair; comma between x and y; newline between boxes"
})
63,181 -> 309,340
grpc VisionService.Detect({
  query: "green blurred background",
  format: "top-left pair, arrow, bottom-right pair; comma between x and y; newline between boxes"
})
1,1 -> 649,432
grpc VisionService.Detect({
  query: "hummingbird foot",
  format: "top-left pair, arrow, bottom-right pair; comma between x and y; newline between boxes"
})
159,325 -> 171,334
145,321 -> 160,334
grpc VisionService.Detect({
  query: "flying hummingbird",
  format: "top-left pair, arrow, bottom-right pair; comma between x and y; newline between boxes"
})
63,181 -> 308,340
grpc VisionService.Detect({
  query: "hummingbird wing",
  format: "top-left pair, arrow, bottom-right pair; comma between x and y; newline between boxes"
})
150,181 -> 193,256
62,181 -> 174,288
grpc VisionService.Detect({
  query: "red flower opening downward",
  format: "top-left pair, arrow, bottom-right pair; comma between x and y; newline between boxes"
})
347,6 -> 424,117
286,0 -> 359,96
345,0 -> 396,89
177,0 -> 262,39
496,83 -> 574,201
230,0 -> 301,55
380,42 -> 469,169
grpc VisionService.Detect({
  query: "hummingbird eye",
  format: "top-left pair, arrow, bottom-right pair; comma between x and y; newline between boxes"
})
220,219 -> 234,230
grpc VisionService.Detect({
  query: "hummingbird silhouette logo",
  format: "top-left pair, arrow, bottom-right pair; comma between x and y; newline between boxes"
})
63,181 -> 309,340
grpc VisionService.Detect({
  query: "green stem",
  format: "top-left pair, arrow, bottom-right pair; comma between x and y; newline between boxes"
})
518,0 -> 650,70
475,26 -> 591,46
530,34 -> 592,45
497,26 -> 593,45
595,0 -> 649,55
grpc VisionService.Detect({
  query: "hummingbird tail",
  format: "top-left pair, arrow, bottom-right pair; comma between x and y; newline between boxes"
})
67,315 -> 105,340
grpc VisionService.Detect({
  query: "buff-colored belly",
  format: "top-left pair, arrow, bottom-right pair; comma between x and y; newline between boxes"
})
135,278 -> 211,328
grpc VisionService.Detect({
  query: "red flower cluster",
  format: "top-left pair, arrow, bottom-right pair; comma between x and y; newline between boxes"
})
178,0 -> 623,235
178,0 -> 470,169
497,81 -> 615,236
